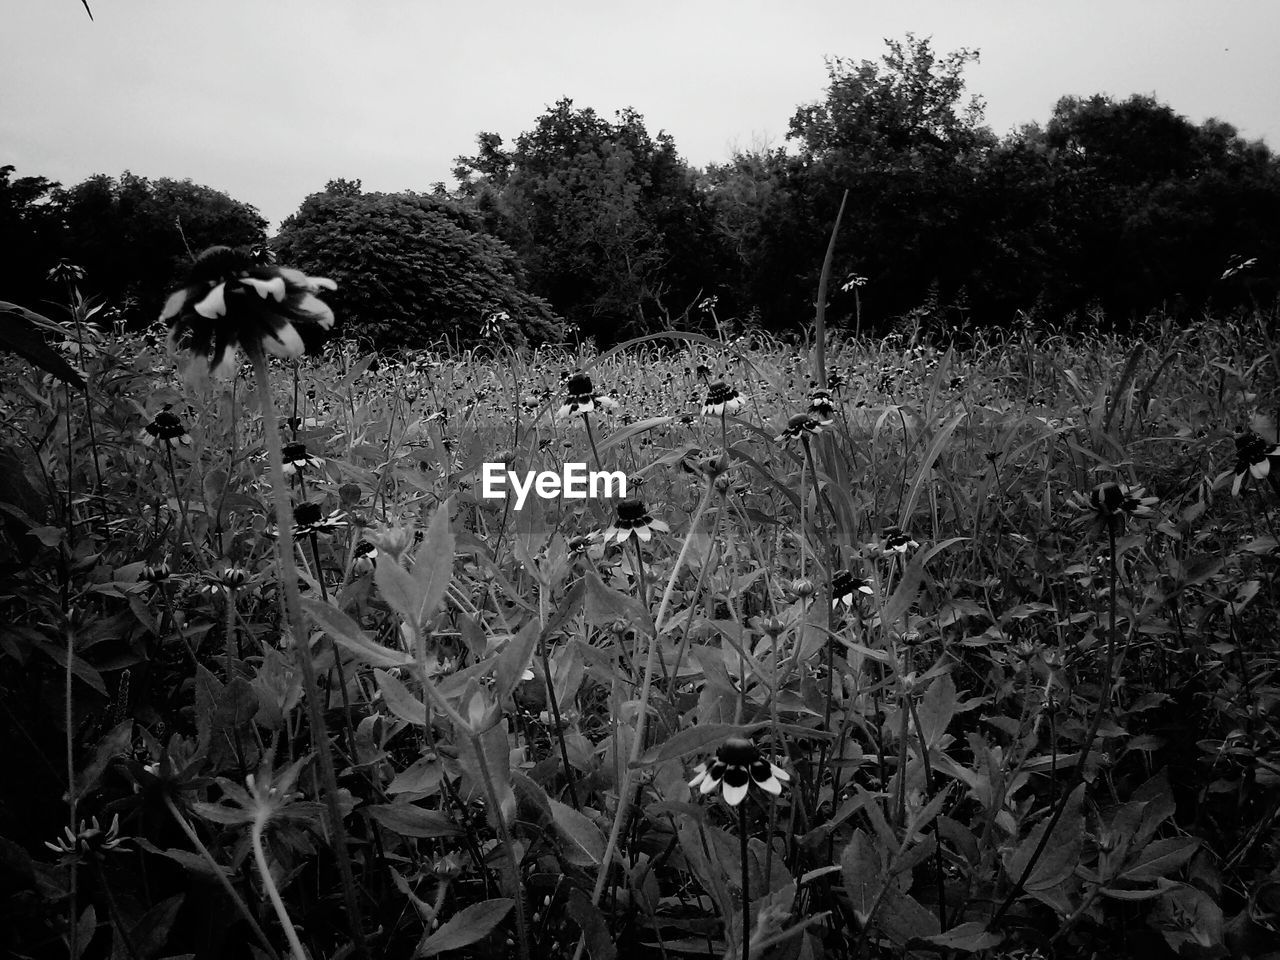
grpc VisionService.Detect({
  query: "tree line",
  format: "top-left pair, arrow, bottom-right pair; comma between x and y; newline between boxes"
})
5,35 -> 1277,347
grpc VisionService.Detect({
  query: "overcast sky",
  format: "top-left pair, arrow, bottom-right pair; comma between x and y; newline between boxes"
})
4,1 -> 1278,230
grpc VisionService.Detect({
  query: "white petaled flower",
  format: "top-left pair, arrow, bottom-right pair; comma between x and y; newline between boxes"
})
44,815 -> 127,857
776,412 -> 832,442
831,570 -> 874,606
879,526 -> 920,555
557,370 -> 619,419
702,380 -> 745,417
281,441 -> 325,477
808,388 -> 835,419
599,497 -> 669,545
688,737 -> 790,807
1232,432 -> 1280,496
161,245 -> 336,384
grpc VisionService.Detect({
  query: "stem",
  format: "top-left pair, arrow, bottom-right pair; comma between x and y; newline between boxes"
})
471,731 -> 531,960
164,794 -> 279,960
65,623 -> 77,960
539,632 -> 580,809
249,347 -> 368,957
739,802 -> 751,960
252,818 -> 308,960
584,486 -> 713,922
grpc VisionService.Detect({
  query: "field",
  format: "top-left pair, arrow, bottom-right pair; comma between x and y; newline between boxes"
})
2,307 -> 1279,960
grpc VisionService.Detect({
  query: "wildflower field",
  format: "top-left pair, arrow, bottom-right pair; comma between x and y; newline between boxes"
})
3,275 -> 1280,960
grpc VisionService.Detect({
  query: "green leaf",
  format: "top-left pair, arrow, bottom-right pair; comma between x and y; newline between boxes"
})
415,898 -> 513,957
303,598 -> 410,668
411,499 -> 455,625
365,803 -> 462,839
73,719 -> 133,802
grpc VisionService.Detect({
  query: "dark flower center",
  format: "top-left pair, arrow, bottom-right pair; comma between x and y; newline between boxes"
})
1237,432 -> 1269,465
1090,482 -> 1124,513
705,381 -> 736,405
293,502 -> 322,526
283,442 -> 309,462
615,498 -> 651,525
716,737 -> 760,766
565,372 -> 594,398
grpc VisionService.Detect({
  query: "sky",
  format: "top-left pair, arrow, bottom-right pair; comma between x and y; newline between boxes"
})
3,1 -> 1278,230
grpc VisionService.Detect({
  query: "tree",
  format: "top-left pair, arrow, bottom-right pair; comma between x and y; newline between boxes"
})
0,166 -> 64,309
55,171 -> 267,319
453,100 -> 724,343
274,184 -> 562,348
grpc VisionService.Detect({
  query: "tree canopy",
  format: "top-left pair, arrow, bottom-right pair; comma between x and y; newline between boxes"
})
274,181 -> 562,348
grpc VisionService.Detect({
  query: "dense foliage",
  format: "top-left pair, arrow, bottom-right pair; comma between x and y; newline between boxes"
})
274,181 -> 563,348
2,283 -> 1280,957
7,36 -> 1276,350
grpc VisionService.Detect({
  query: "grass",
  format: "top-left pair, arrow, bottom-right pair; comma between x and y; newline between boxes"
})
1,308 -> 1278,959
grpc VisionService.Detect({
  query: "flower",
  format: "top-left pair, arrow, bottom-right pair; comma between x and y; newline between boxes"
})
140,562 -> 172,584
776,412 -> 831,442
599,497 -> 669,545
141,406 -> 188,445
351,540 -> 377,577
202,566 -> 250,598
557,370 -> 618,419
702,380 -> 745,417
879,526 -> 920,555
161,245 -> 336,383
688,737 -> 789,807
1070,482 -> 1159,534
281,441 -> 324,477
1232,432 -> 1280,496
45,815 -> 127,857
808,388 -> 836,419
292,501 -> 347,537
831,569 -> 874,606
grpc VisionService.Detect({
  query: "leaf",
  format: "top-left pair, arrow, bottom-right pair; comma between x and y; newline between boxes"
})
1120,837 -> 1200,881
73,719 -> 133,802
374,669 -> 427,725
415,898 -> 513,957
130,894 -> 184,959
922,922 -> 1003,952
566,887 -> 616,960
840,829 -> 883,921
1003,784 -> 1085,892
304,598 -> 410,668
899,412 -> 965,524
549,797 -> 606,867
375,559 -> 422,628
366,803 -> 462,839
0,301 -> 85,388
632,722 -> 766,767
411,499 -> 455,625
493,618 -> 539,705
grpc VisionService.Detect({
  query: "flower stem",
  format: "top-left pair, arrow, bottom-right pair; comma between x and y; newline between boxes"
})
164,794 -> 279,960
252,817 -> 308,960
739,802 -> 751,960
249,347 -> 367,958
471,731 -> 531,960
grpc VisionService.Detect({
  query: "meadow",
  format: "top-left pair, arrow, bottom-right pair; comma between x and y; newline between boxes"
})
1,297 -> 1279,960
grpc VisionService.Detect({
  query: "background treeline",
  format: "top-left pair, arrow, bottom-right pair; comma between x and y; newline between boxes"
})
4,36 -> 1278,347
